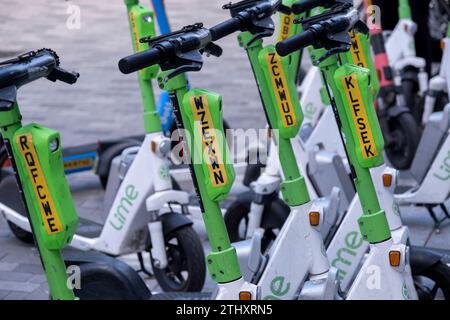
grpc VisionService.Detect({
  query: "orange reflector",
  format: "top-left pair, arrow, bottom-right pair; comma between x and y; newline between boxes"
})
382,173 -> 392,187
441,39 -> 445,50
151,141 -> 157,153
309,211 -> 320,226
389,250 -> 401,267
239,291 -> 252,300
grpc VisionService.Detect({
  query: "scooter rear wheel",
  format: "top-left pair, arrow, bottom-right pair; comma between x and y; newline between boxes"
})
384,112 -> 421,169
151,225 -> 206,292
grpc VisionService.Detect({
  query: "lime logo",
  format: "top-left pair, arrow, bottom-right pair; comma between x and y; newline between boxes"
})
16,133 -> 63,235
433,149 -> 450,181
190,95 -> 228,187
109,184 -> 139,230
349,30 -> 368,68
159,165 -> 170,181
321,242 -> 327,257
266,52 -> 297,128
402,283 -> 410,300
331,231 -> 364,281
303,102 -> 317,121
392,201 -> 400,216
263,276 -> 291,300
341,74 -> 378,159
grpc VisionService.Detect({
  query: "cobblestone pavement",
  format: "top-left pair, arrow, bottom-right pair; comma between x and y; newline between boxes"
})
0,0 -> 449,300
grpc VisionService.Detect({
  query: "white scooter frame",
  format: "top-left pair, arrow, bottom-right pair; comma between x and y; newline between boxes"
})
1,132 -> 191,270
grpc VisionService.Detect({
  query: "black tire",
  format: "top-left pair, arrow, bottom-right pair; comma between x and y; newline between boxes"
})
401,69 -> 421,122
7,221 -> 34,244
152,226 -> 205,292
0,173 -> 34,244
224,197 -> 289,252
73,262 -> 151,300
384,112 -> 421,170
414,261 -> 450,300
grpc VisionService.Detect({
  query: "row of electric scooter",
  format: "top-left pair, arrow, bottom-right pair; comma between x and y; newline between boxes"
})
0,0 -> 449,300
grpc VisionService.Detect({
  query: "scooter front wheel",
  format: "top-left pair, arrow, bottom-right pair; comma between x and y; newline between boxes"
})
151,225 -> 206,292
7,221 -> 34,244
414,261 -> 450,300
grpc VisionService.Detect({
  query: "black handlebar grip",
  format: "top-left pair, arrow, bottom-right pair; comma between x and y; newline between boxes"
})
292,0 -> 327,14
118,48 -> 161,74
275,29 -> 316,56
209,18 -> 242,41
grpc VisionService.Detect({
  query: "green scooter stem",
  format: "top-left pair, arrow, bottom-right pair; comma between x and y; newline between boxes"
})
317,54 -> 391,244
239,32 -> 310,206
0,105 -> 76,300
279,0 -> 306,84
124,0 -> 161,133
159,74 -> 242,284
398,0 -> 412,20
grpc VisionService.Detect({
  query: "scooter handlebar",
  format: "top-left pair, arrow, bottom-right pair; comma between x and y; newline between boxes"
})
209,17 -> 243,41
118,47 -> 162,74
0,49 -> 78,88
275,28 -> 316,56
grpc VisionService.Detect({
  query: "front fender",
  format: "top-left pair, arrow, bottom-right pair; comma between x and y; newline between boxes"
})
410,246 -> 445,275
261,196 -> 290,230
160,212 -> 193,236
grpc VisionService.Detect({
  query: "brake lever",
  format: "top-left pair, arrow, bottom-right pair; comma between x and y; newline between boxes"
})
47,66 -> 79,84
163,50 -> 203,81
314,44 -> 350,65
201,42 -> 223,57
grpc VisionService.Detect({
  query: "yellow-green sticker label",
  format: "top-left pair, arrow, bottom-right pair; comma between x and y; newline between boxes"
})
190,95 -> 229,187
278,13 -> 294,41
266,52 -> 297,128
64,158 -> 94,171
341,74 -> 378,159
16,133 -> 64,235
349,30 -> 368,69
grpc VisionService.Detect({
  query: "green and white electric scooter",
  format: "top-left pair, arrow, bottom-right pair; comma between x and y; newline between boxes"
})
0,50 -> 79,300
1,0 -> 207,293
0,49 -> 166,300
273,0 -> 419,299
119,21 -> 262,299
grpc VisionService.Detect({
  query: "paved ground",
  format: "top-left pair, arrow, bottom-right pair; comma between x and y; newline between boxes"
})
0,0 -> 449,300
